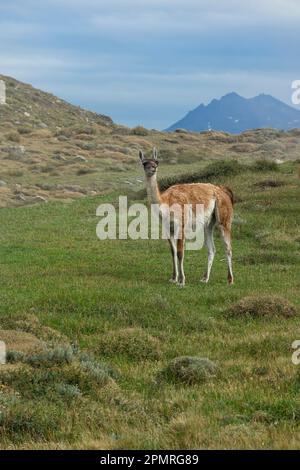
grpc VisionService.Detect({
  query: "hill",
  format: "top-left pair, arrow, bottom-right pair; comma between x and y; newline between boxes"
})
0,76 -> 300,208
166,92 -> 300,133
0,74 -> 112,128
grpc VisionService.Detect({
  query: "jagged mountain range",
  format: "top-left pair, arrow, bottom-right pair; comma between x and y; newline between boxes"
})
166,92 -> 300,133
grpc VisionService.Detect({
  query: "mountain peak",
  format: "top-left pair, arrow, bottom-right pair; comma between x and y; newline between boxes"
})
221,91 -> 242,100
166,92 -> 300,133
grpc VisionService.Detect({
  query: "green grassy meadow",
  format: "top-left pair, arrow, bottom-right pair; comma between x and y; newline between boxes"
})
0,160 -> 299,449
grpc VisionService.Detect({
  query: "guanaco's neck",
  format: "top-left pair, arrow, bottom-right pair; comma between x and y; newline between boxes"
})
145,174 -> 161,205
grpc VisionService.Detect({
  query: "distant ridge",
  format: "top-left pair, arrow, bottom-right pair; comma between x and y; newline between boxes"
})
166,92 -> 300,133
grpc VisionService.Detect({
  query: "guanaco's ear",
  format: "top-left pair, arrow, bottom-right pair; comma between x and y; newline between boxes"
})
139,150 -> 145,162
153,147 -> 158,161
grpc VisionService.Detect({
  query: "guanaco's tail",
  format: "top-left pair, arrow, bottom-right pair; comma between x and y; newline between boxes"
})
218,185 -> 235,206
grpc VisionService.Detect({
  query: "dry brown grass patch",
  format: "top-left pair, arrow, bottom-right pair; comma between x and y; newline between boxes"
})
0,329 -> 45,355
0,314 -> 68,344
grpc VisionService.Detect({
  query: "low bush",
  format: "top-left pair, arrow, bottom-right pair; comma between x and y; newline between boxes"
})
159,356 -> 218,385
97,327 -> 161,360
130,126 -> 149,136
252,158 -> 278,172
226,295 -> 297,318
158,159 -> 243,191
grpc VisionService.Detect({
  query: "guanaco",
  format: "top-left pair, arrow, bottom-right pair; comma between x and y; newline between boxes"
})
140,147 -> 234,286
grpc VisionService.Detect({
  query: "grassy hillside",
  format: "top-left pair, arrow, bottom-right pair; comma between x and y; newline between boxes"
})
1,75 -> 300,209
0,159 -> 299,449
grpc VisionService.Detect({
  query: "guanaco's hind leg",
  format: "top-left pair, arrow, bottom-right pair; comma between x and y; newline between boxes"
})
177,237 -> 185,287
201,221 -> 216,283
220,224 -> 234,284
168,237 -> 178,283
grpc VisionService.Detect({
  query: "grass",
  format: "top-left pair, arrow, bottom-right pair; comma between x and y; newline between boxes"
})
0,160 -> 299,449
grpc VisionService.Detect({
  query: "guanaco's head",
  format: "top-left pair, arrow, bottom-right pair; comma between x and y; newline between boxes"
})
139,147 -> 159,177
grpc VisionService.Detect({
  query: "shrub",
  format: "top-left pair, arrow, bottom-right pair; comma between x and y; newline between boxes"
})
253,179 -> 285,190
97,327 -> 161,360
155,157 -> 280,193
54,383 -> 81,398
41,165 -> 55,173
226,295 -> 297,318
0,402 -> 63,440
76,167 -> 97,176
8,170 -> 24,177
6,351 -> 25,363
75,141 -> 97,151
74,133 -> 94,141
74,125 -> 96,136
6,132 -> 21,143
79,356 -> 116,385
130,126 -> 149,136
55,127 -> 73,138
252,158 -> 278,172
206,131 -> 239,143
160,356 -> 218,385
159,149 -> 178,163
158,159 -> 243,192
17,127 -> 32,135
26,346 -> 75,368
174,128 -> 189,134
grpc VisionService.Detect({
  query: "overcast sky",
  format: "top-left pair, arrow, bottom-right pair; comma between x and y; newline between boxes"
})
0,0 -> 299,129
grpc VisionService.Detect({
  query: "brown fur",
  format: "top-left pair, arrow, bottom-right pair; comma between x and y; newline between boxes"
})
160,183 -> 234,228
160,183 -> 216,209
